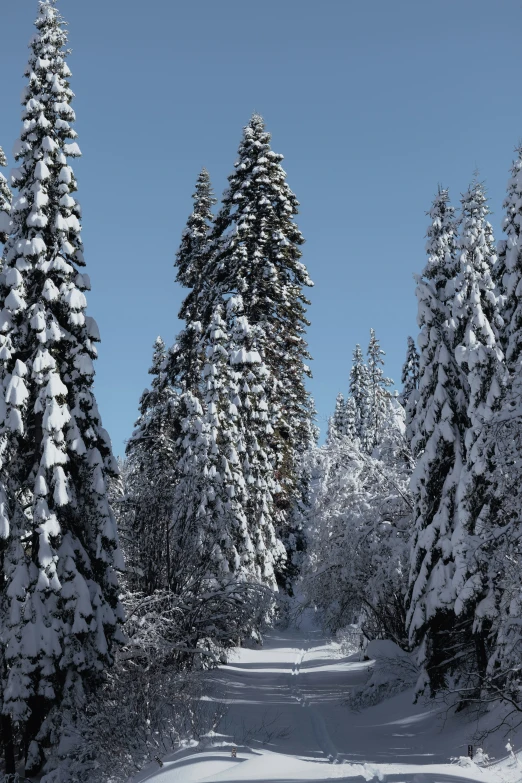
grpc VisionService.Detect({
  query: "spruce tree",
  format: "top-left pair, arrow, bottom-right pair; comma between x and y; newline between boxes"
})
496,145 -> 522,369
0,2 -> 123,767
228,296 -> 284,587
344,396 -> 358,442
172,304 -> 254,586
365,328 -> 393,452
211,114 -> 313,582
349,344 -> 369,443
400,335 -> 420,408
327,392 -> 346,444
451,180 -> 506,684
0,146 -> 12,244
171,169 -> 216,394
406,187 -> 469,695
125,337 -> 180,593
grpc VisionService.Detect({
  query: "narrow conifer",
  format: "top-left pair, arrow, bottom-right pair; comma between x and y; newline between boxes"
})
0,146 -> 11,244
0,2 -> 124,765
406,187 -> 468,695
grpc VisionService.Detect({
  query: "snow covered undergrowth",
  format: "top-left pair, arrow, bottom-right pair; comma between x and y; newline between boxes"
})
130,626 -> 522,783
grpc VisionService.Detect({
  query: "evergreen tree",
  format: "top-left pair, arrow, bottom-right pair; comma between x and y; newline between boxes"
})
171,169 -> 216,395
400,335 -> 420,420
349,344 -> 369,442
326,392 -> 346,444
125,338 -> 180,593
344,396 -> 358,441
451,179 -> 506,686
406,187 -> 469,695
172,304 -> 254,586
365,329 -> 393,452
0,2 -> 124,768
496,145 -> 522,370
228,296 -> 285,588
0,146 -> 12,244
211,114 -> 314,581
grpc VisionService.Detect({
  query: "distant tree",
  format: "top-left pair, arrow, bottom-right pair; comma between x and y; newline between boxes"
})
171,168 -> 217,395
0,146 -> 11,244
0,2 -> 124,772
326,392 -> 346,445
494,146 -> 522,371
365,329 -> 393,452
349,344 -> 369,443
124,337 -> 180,593
400,336 -> 420,440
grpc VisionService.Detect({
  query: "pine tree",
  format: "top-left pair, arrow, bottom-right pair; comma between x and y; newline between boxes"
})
171,304 -> 255,588
495,145 -> 522,367
365,329 -> 393,452
125,337 -> 180,593
451,179 -> 506,686
0,146 -> 12,244
211,114 -> 314,582
228,296 -> 285,588
344,396 -> 358,441
349,344 -> 369,443
0,2 -> 124,767
171,169 -> 217,395
406,187 -> 469,695
327,392 -> 346,444
400,335 -> 420,408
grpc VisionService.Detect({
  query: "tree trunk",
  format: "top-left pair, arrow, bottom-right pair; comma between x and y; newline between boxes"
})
2,712 -> 16,776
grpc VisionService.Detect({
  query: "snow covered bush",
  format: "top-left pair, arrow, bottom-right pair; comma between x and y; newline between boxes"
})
346,640 -> 418,711
302,396 -> 413,647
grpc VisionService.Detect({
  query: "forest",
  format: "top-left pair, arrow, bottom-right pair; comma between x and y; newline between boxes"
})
1,3 -> 522,783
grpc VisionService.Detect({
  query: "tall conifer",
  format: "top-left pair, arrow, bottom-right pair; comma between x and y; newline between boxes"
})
171,169 -> 216,395
365,329 -> 392,452
349,344 -> 368,443
0,2 -> 123,767
496,145 -> 522,369
406,187 -> 468,694
451,180 -> 506,682
0,147 -> 11,244
212,114 -> 313,581
125,338 -> 180,592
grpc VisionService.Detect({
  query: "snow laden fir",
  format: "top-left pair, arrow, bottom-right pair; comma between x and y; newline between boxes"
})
2,2 -> 522,782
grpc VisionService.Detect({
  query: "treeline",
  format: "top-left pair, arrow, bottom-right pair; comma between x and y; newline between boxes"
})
305,168 -> 522,712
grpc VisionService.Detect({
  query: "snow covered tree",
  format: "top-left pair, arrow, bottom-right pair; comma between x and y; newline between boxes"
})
171,169 -> 216,395
451,179 -> 506,689
326,392 -> 346,444
400,335 -> 420,430
349,344 -> 369,443
0,146 -> 12,245
406,187 -> 469,695
228,295 -> 285,588
0,2 -> 124,770
365,329 -> 393,452
124,337 -> 180,593
495,145 -> 522,367
303,423 -> 412,645
344,396 -> 358,442
211,114 -> 314,583
171,305 -> 252,587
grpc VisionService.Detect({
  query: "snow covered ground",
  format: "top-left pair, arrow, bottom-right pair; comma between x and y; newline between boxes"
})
132,625 -> 522,783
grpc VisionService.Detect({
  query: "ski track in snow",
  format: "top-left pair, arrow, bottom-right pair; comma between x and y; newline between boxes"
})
132,627 -> 520,783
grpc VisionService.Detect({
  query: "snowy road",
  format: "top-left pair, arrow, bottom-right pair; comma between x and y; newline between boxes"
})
133,628 -> 519,783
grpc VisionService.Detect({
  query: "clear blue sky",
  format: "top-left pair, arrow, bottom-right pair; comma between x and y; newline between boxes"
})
1,1 -> 521,454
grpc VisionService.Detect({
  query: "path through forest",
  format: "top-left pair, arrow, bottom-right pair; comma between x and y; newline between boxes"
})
133,626 -> 520,783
